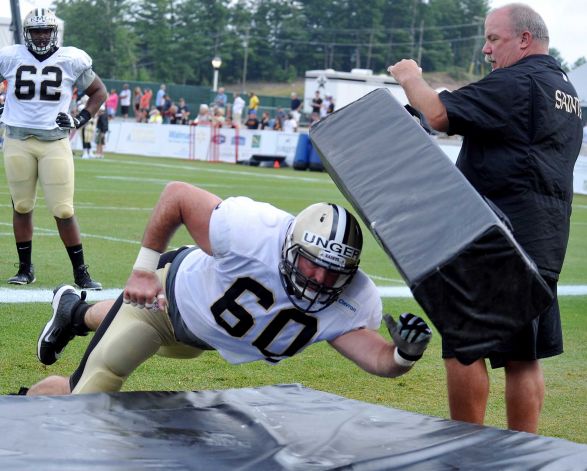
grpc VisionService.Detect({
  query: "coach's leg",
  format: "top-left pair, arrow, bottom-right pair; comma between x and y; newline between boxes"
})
504,360 -> 543,433
444,358 -> 489,425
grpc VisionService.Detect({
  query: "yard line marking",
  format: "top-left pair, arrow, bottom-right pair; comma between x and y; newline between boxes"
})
0,222 -> 140,244
3,285 -> 587,303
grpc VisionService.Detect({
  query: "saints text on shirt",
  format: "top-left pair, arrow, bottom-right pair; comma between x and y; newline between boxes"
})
555,90 -> 582,119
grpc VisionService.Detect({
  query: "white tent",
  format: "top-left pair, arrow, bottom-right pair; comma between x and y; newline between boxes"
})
568,62 -> 587,107
0,0 -> 64,49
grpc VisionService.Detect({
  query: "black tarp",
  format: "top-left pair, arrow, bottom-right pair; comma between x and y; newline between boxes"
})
1,385 -> 586,470
309,88 -> 553,365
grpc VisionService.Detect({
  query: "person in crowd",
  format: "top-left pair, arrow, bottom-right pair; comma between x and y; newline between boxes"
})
311,90 -> 322,116
290,92 -> 302,123
161,94 -> 173,124
29,181 -> 432,395
282,113 -> 298,133
155,84 -> 166,113
105,88 -> 118,120
148,107 -> 162,124
194,104 -> 211,125
175,97 -> 190,125
133,86 -> 143,122
231,92 -> 245,125
260,111 -> 271,130
248,92 -> 259,115
94,105 -> 108,158
388,2 -> 582,433
212,107 -> 225,127
245,111 -> 259,129
214,87 -> 227,110
118,83 -> 131,119
139,88 -> 153,123
0,8 -> 105,289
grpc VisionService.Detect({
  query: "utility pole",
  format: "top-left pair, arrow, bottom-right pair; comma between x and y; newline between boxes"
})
10,0 -> 23,45
241,28 -> 249,94
416,19 -> 424,64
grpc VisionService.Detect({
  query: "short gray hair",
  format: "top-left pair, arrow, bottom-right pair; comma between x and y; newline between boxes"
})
493,3 -> 549,44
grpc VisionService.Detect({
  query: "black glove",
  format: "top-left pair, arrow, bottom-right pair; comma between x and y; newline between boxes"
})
384,312 -> 432,363
0,104 -> 4,117
56,109 -> 91,129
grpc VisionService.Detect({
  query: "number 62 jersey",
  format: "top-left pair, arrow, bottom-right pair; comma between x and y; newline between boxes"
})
174,197 -> 383,365
0,44 -> 92,130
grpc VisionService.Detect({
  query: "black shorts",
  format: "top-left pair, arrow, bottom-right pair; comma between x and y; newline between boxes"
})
442,277 -> 563,368
121,105 -> 130,115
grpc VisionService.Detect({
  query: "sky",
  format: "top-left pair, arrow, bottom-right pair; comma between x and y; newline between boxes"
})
21,0 -> 587,66
489,0 -> 586,65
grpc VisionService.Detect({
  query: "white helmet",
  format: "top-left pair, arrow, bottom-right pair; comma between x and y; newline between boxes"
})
279,203 -> 362,313
23,8 -> 58,55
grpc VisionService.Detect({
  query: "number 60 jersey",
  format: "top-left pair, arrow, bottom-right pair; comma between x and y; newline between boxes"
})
174,197 -> 383,365
0,44 -> 92,130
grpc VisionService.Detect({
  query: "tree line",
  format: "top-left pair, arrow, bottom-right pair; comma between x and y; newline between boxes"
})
53,0 -> 582,87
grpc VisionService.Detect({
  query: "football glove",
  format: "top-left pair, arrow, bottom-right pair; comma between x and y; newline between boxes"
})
0,104 -> 4,117
56,109 -> 91,129
384,312 -> 432,363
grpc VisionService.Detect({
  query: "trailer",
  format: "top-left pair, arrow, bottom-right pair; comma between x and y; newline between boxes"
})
303,68 -> 409,115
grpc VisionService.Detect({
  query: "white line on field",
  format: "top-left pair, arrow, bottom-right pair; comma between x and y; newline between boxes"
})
0,222 -> 140,244
2,284 -> 587,303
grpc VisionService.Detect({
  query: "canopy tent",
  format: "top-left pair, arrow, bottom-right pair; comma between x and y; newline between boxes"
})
0,0 -> 64,49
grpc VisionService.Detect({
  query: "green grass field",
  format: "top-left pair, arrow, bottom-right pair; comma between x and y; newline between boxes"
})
1,153 -> 586,443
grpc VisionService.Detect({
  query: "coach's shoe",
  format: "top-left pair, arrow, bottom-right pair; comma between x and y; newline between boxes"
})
74,265 -> 102,290
37,284 -> 87,365
7,263 -> 35,285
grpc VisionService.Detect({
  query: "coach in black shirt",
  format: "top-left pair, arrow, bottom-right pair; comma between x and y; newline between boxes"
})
389,3 -> 582,433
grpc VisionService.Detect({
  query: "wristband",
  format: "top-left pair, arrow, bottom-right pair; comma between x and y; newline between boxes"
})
133,247 -> 161,273
394,347 -> 416,368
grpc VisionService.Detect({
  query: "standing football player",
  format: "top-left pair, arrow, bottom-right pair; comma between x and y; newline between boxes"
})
0,8 -> 107,289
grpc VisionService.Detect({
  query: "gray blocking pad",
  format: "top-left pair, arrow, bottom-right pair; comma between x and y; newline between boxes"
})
310,88 -> 553,365
2,385 -> 586,470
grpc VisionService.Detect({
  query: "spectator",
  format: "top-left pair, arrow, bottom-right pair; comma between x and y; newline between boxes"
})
140,88 -> 153,123
194,104 -> 211,125
327,95 -> 335,114
133,86 -> 143,122
212,107 -> 225,127
311,90 -> 322,115
148,107 -> 162,124
161,94 -> 173,124
214,87 -> 227,110
105,88 -> 118,120
79,99 -> 95,159
282,113 -> 298,133
174,98 -> 190,125
245,111 -> 259,129
260,111 -> 271,130
320,95 -> 331,119
290,92 -> 302,123
231,92 -> 245,125
155,84 -> 166,113
118,83 -> 131,119
274,107 -> 286,131
248,92 -> 259,115
223,116 -> 236,128
94,105 -> 108,158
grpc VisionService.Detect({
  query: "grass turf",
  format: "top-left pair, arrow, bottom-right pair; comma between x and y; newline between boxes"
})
0,153 -> 586,443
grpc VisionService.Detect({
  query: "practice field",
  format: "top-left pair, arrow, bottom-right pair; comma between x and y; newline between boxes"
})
1,153 -> 586,443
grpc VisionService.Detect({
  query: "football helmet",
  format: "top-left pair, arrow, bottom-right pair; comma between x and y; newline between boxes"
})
279,203 -> 362,313
23,8 -> 58,55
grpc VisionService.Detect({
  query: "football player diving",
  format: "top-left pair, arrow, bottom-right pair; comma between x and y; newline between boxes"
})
0,8 -> 107,289
24,182 -> 431,395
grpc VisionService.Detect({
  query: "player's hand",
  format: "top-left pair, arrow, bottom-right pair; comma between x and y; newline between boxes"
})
123,269 -> 167,311
56,109 -> 91,129
384,312 -> 432,362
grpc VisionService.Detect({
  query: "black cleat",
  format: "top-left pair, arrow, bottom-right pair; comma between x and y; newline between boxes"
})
8,387 -> 29,396
7,263 -> 35,285
37,284 -> 86,365
74,264 -> 102,290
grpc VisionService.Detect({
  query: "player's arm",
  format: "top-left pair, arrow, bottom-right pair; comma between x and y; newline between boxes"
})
388,59 -> 449,132
123,182 -> 222,309
329,313 -> 431,378
56,73 -> 107,129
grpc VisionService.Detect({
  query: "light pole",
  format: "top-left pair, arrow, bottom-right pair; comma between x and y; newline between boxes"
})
211,55 -> 222,92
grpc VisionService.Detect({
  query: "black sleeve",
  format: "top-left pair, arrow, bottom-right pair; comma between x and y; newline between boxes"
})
439,71 -> 518,137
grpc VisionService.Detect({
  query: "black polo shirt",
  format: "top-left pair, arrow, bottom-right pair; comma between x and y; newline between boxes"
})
439,55 -> 582,278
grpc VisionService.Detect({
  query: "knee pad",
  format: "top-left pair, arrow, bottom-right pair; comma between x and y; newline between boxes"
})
13,199 -> 35,214
52,203 -> 74,219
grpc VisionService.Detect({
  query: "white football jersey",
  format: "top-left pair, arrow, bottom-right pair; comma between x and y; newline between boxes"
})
0,45 -> 92,130
174,197 -> 382,364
